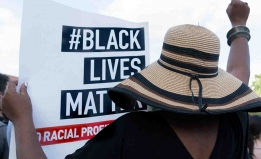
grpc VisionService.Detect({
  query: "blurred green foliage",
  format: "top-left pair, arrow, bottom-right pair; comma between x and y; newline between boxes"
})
250,74 -> 261,115
251,74 -> 261,97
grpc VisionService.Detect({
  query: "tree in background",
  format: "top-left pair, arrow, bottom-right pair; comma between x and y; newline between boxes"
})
251,74 -> 261,97
250,74 -> 261,115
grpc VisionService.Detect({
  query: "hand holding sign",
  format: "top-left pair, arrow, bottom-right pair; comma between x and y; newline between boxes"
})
226,0 -> 250,26
3,81 -> 48,159
2,81 -> 32,124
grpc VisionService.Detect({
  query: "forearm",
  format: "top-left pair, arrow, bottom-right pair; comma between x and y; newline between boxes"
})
13,118 -> 47,159
226,37 -> 250,85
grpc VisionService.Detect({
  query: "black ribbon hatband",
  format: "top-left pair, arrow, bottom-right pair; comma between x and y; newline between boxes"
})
189,75 -> 208,112
158,60 -> 218,112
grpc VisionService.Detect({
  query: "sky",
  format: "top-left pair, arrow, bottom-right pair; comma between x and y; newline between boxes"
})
0,0 -> 261,85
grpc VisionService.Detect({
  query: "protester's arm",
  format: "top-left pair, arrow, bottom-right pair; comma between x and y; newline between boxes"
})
2,81 -> 47,159
226,0 -> 250,85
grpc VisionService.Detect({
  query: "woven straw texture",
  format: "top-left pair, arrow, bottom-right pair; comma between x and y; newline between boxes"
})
108,24 -> 261,114
164,24 -> 220,55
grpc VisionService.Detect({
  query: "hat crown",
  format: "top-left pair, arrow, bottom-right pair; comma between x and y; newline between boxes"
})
160,24 -> 220,76
109,24 -> 261,115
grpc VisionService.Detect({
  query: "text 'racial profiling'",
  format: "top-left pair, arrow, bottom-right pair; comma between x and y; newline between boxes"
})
60,26 -> 148,120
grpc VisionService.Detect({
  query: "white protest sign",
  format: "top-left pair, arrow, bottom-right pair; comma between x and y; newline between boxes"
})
9,0 -> 150,158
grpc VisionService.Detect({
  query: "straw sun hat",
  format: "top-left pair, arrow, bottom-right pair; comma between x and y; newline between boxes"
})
108,24 -> 261,114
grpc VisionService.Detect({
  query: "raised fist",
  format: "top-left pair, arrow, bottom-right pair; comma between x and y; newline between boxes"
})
226,0 -> 250,26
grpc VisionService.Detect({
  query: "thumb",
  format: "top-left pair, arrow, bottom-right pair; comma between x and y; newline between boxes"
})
20,82 -> 29,96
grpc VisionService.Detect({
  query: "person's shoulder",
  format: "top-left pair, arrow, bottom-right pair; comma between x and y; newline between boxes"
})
0,121 -> 5,126
0,122 -> 6,129
0,122 -> 7,139
90,111 -> 157,138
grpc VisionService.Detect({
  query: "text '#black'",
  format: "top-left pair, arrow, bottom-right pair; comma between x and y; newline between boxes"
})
84,56 -> 145,84
61,26 -> 145,52
60,88 -> 147,119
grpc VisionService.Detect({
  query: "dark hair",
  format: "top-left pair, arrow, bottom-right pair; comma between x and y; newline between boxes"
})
0,73 -> 9,95
248,114 -> 261,159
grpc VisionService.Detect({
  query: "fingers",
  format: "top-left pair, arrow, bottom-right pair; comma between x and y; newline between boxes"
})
20,83 -> 28,96
6,81 -> 29,97
11,80 -> 18,84
7,81 -> 17,92
231,0 -> 248,5
234,0 -> 249,5
230,0 -> 237,5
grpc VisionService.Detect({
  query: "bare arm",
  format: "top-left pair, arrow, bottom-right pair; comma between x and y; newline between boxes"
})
14,119 -> 47,159
3,81 -> 47,159
226,0 -> 250,85
227,38 -> 250,85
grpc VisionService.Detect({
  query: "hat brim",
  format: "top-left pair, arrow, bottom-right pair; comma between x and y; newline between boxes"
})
108,61 -> 261,114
